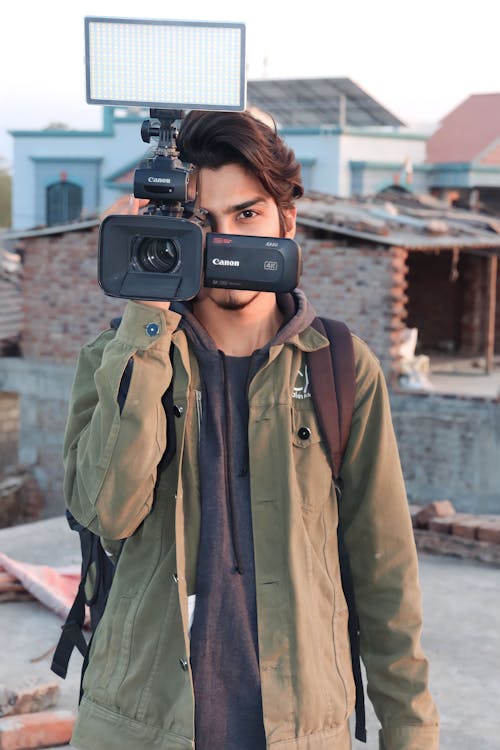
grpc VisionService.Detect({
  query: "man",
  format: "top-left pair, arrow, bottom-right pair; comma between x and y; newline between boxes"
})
63,110 -> 439,750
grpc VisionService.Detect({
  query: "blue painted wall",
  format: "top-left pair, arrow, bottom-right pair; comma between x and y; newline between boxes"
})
10,107 -> 429,230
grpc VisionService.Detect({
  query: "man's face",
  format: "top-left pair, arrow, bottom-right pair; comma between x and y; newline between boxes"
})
194,163 -> 296,311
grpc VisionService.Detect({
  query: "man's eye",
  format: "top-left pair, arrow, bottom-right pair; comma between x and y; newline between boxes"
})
238,209 -> 257,220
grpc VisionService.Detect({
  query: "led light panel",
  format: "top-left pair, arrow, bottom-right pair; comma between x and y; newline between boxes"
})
85,17 -> 246,111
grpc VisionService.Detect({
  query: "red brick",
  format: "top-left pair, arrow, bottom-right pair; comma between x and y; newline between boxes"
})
451,516 -> 480,539
428,516 -> 455,534
0,710 -> 74,750
477,520 -> 500,544
413,500 -> 456,529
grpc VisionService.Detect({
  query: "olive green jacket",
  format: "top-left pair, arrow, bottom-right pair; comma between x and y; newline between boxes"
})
64,301 -> 439,750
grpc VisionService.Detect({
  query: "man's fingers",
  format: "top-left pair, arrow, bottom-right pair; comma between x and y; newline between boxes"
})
100,195 -> 150,220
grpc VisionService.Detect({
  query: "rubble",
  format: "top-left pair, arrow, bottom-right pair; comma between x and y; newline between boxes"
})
0,684 -> 60,718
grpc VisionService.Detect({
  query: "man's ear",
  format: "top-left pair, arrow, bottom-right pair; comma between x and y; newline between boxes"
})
283,206 -> 297,238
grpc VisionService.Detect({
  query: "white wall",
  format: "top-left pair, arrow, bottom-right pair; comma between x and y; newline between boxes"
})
283,131 -> 341,195
339,132 -> 427,196
283,128 -> 427,198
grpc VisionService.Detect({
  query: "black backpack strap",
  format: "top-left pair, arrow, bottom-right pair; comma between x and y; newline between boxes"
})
50,577 -> 88,678
307,317 -> 367,743
50,512 -> 93,679
51,510 -> 119,681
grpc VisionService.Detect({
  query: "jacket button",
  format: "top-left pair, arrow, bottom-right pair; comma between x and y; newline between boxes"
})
172,573 -> 179,583
179,658 -> 189,671
173,404 -> 184,417
145,322 -> 160,337
298,426 -> 312,440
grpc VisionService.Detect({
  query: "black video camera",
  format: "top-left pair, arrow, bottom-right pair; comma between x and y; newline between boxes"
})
98,109 -> 302,301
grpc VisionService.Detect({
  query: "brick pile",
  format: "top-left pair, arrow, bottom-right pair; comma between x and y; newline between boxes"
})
410,500 -> 500,565
0,684 -> 74,749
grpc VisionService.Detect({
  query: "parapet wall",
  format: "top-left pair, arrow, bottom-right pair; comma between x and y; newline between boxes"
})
391,390 -> 500,513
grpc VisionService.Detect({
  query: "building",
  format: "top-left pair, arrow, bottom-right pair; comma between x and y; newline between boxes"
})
10,78 -> 428,230
426,93 -> 500,213
0,191 -> 499,520
247,78 -> 428,196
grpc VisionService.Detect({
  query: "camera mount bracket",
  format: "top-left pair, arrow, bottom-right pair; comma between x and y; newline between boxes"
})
135,109 -> 188,218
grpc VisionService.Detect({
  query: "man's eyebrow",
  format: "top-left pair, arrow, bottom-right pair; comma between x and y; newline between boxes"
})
226,197 -> 267,214
198,197 -> 267,218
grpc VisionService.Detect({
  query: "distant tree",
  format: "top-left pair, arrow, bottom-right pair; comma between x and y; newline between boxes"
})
0,160 -> 12,229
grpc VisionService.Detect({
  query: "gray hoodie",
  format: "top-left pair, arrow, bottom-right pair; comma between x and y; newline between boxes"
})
172,290 -> 316,750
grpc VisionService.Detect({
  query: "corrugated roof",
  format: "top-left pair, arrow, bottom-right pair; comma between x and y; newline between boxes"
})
247,77 -> 404,128
4,192 -> 500,254
297,188 -> 500,251
426,93 -> 500,164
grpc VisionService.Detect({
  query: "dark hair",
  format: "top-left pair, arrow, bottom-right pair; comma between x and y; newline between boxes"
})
177,110 -> 303,233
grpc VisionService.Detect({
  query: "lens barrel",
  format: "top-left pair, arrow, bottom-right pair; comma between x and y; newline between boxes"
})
134,237 -> 180,273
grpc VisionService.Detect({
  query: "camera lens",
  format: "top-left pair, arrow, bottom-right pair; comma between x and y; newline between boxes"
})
135,237 -> 180,273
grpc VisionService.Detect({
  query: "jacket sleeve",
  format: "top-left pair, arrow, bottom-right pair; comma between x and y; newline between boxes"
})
338,336 -> 439,750
63,301 -> 181,540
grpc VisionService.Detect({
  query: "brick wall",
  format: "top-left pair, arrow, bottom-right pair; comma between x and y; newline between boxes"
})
4,223 -> 499,518
297,228 -> 408,375
19,225 -> 408,373
20,226 -> 125,363
7,225 -> 127,516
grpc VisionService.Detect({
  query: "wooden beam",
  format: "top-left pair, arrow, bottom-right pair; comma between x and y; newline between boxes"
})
485,254 -> 498,374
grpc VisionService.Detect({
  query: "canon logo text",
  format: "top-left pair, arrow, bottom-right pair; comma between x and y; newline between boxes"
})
212,258 -> 240,267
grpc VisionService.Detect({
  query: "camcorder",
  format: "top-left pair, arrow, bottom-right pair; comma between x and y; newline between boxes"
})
85,17 -> 302,301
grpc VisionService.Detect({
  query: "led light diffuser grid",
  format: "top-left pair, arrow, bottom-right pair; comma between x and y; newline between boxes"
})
85,18 -> 245,111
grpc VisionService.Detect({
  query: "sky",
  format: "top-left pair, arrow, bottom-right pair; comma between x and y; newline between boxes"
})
1,0 -> 499,168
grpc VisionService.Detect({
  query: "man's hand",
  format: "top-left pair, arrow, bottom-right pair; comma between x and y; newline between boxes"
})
100,194 -> 149,220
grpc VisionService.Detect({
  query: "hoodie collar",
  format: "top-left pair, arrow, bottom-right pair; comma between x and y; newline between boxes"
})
172,288 -> 319,354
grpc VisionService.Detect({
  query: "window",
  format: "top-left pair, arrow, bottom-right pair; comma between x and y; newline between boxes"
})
46,180 -> 82,226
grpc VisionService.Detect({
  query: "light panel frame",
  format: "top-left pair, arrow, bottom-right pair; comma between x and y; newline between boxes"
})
85,16 -> 246,111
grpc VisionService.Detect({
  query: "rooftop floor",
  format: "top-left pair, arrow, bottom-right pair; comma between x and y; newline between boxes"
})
1,516 -> 499,749
402,353 -> 500,399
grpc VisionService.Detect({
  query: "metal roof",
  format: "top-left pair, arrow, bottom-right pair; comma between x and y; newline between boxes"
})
247,77 -> 404,128
297,188 -> 500,251
4,191 -> 500,255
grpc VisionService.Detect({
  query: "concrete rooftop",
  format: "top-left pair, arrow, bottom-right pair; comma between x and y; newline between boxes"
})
0,516 -> 499,750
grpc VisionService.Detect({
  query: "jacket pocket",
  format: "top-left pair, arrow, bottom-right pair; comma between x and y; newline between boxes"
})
291,405 -> 332,512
